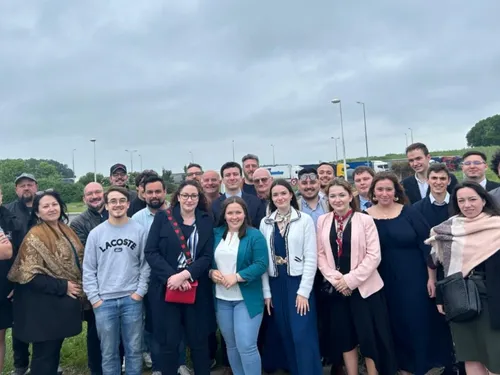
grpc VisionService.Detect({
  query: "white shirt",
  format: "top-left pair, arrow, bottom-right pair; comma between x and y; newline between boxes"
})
415,174 -> 429,199
479,178 -> 487,189
214,234 -> 243,301
429,192 -> 450,206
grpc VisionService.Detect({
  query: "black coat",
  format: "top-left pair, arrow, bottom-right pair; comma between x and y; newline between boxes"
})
402,174 -> 458,204
5,199 -> 33,239
0,207 -> 22,302
211,192 -> 266,228
144,206 -> 214,342
485,179 -> 500,192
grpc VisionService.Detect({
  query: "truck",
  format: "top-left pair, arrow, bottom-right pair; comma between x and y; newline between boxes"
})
263,164 -> 303,185
344,160 -> 389,173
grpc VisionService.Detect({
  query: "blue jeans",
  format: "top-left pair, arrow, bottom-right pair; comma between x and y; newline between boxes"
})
216,299 -> 263,375
94,296 -> 144,375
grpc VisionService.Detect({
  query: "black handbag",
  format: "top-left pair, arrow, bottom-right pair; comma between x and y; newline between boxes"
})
436,271 -> 482,322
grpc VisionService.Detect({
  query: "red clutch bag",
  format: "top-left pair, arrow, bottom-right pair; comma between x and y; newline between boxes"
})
165,281 -> 198,304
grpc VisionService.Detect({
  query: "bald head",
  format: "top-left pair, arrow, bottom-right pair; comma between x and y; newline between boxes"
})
83,182 -> 105,211
252,168 -> 273,199
201,170 -> 221,196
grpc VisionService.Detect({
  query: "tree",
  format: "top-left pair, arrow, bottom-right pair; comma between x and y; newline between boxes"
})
77,172 -> 108,186
0,159 -> 28,184
466,114 -> 500,147
391,161 -> 413,180
25,158 -> 74,178
162,168 -> 178,193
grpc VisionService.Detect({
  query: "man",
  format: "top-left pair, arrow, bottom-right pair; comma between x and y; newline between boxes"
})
488,149 -> 500,204
241,154 -> 259,196
128,170 -> 159,217
201,170 -> 222,206
402,142 -> 458,204
461,151 -> 500,191
185,163 -> 203,183
353,166 -> 375,210
296,168 -> 329,227
69,182 -> 108,375
317,162 -> 335,194
212,162 -> 266,228
83,187 -> 150,375
252,168 -> 273,201
110,163 -> 138,201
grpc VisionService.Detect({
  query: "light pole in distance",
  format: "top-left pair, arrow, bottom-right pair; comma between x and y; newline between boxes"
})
125,149 -> 137,172
331,99 -> 347,177
356,101 -> 369,165
90,139 -> 97,182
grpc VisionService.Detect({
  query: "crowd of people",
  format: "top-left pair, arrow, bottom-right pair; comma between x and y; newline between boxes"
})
0,145 -> 499,375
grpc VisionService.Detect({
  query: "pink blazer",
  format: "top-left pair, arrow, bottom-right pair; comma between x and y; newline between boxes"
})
316,212 -> 383,298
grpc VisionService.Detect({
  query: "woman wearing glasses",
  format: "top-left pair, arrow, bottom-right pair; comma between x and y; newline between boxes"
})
8,190 -> 84,375
260,179 -> 322,375
145,180 -> 214,375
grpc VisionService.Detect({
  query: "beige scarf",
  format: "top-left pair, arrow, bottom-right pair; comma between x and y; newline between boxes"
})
8,222 -> 84,294
425,212 -> 500,277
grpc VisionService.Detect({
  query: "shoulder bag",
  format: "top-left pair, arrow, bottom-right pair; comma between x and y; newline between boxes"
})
436,271 -> 481,322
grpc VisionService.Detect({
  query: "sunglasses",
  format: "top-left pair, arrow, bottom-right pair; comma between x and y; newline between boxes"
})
299,173 -> 318,182
35,188 -> 54,196
253,177 -> 270,184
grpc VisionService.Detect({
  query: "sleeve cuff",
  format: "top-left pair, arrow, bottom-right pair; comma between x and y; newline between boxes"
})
297,286 -> 311,299
135,288 -> 147,298
89,295 -> 101,305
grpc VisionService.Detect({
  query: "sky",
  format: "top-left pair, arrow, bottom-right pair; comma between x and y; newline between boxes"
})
1,0 -> 500,177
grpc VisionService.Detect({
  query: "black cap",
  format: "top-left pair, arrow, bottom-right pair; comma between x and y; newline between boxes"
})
110,163 -> 127,175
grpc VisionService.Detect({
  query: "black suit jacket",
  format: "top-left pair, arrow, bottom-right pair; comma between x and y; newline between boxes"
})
402,173 -> 458,204
211,192 -> 266,229
485,179 -> 500,192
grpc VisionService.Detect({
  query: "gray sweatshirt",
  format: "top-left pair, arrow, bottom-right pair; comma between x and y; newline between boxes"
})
83,219 -> 150,305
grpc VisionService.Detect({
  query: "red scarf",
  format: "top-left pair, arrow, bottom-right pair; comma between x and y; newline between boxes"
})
333,210 -> 352,258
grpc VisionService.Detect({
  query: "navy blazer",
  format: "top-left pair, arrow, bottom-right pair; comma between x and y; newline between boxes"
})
211,192 -> 266,229
402,173 -> 458,204
485,179 -> 500,192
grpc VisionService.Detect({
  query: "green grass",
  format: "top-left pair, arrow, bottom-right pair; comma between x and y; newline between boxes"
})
66,202 -> 86,213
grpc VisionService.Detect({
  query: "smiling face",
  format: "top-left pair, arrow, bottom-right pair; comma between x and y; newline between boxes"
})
37,195 -> 61,225
428,170 -> 450,196
178,185 -> 199,214
201,171 -> 221,195
298,173 -> 320,200
15,178 -> 37,203
462,154 -> 487,181
243,158 -> 259,182
328,185 -> 352,216
110,168 -> 128,187
83,182 -> 105,211
186,166 -> 203,182
456,187 -> 485,219
353,171 -> 373,198
407,149 -> 431,174
105,191 -> 130,219
271,184 -> 293,212
317,164 -> 334,189
252,168 -> 273,199
373,178 -> 397,206
222,167 -> 243,192
144,181 -> 166,209
224,202 -> 246,232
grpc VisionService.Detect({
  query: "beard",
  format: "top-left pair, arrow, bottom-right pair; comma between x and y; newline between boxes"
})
21,193 -> 34,203
147,199 -> 165,209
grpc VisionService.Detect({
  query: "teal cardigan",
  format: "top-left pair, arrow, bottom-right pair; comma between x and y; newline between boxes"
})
212,226 -> 269,318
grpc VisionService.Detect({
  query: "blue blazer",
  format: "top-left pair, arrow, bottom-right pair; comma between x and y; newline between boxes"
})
211,192 -> 266,229
213,226 -> 269,318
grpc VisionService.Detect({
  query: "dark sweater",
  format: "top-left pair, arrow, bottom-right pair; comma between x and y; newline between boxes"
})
413,197 -> 451,229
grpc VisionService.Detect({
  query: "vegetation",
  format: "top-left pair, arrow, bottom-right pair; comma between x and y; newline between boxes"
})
466,114 -> 500,147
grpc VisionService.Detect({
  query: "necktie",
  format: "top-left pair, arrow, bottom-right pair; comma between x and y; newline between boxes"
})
365,201 -> 373,209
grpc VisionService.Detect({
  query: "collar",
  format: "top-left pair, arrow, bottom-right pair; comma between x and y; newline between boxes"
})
265,207 -> 301,225
429,192 -> 450,205
479,178 -> 487,188
414,174 -> 427,185
359,195 -> 369,205
225,190 -> 242,198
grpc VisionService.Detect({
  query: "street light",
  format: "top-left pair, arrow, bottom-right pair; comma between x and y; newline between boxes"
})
331,99 -> 347,177
189,151 -> 194,163
408,128 -> 414,144
405,133 -> 408,148
331,137 -> 340,163
232,140 -> 235,161
125,149 -> 137,172
90,139 -> 97,182
72,149 -> 76,178
356,101 -> 369,165
138,154 -> 143,171
270,144 -> 276,165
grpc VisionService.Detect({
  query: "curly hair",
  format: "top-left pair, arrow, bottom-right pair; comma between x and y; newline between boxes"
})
490,149 -> 500,177
368,172 -> 408,205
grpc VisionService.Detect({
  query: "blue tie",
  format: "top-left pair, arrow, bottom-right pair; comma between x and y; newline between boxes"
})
365,201 -> 372,209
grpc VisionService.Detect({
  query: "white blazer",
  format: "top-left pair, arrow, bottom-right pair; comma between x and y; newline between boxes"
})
259,208 -> 317,299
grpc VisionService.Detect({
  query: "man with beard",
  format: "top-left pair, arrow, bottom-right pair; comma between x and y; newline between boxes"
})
70,182 -> 108,375
242,154 -> 259,196
296,168 -> 329,227
128,170 -> 159,217
201,170 -> 222,206
317,162 -> 335,195
185,163 -> 204,184
110,163 -> 137,201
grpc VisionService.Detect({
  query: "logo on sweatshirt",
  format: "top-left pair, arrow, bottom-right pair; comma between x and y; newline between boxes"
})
99,238 -> 137,252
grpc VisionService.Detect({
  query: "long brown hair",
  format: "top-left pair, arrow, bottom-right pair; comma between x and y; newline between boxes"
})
325,178 -> 359,213
368,172 -> 408,205
170,180 -> 209,212
217,196 -> 252,238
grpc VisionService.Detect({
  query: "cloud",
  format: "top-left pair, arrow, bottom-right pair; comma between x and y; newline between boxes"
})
0,0 -> 499,178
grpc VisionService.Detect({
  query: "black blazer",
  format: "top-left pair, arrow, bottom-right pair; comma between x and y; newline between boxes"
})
485,180 -> 500,192
402,173 -> 458,204
211,192 -> 266,228
144,206 -> 214,342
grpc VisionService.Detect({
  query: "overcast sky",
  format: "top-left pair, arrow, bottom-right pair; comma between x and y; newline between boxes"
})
1,0 -> 499,177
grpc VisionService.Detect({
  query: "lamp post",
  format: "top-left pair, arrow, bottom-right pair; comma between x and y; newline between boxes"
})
232,140 -> 235,161
72,149 -> 76,178
408,127 -> 414,144
331,99 -> 347,177
138,154 -> 143,171
271,144 -> 276,165
189,151 -> 194,163
356,101 -> 369,165
405,133 -> 408,147
125,149 -> 137,172
90,139 -> 97,182
331,136 -> 340,163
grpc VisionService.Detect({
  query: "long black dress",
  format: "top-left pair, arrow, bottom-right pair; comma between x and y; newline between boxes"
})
372,205 -> 454,375
328,220 -> 397,375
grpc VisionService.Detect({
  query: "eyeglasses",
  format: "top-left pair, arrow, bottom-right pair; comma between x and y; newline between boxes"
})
186,172 -> 203,177
35,188 -> 54,196
253,177 -> 270,184
108,198 -> 128,206
462,161 -> 485,166
299,173 -> 318,182
179,193 -> 199,201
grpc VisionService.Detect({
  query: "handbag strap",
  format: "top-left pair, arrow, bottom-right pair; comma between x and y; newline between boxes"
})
165,209 -> 193,265
61,230 -> 82,271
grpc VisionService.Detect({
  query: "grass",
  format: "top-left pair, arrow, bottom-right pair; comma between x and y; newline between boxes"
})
66,202 -> 86,213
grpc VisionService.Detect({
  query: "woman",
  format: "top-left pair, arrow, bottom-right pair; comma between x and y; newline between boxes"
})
317,179 -> 397,375
145,180 -> 214,375
426,181 -> 500,375
210,196 -> 269,375
259,179 -> 322,375
365,172 -> 454,375
8,190 -> 83,375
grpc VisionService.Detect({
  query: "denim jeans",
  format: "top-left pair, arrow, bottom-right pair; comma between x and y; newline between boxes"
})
94,296 -> 143,375
216,299 -> 263,375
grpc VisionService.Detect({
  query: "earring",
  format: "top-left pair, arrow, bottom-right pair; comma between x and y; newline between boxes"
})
394,197 -> 399,202
372,197 -> 378,202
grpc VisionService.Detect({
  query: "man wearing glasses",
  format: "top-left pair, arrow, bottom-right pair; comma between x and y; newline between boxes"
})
109,164 -> 137,201
461,151 -> 500,191
185,163 -> 204,183
296,168 -> 329,227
